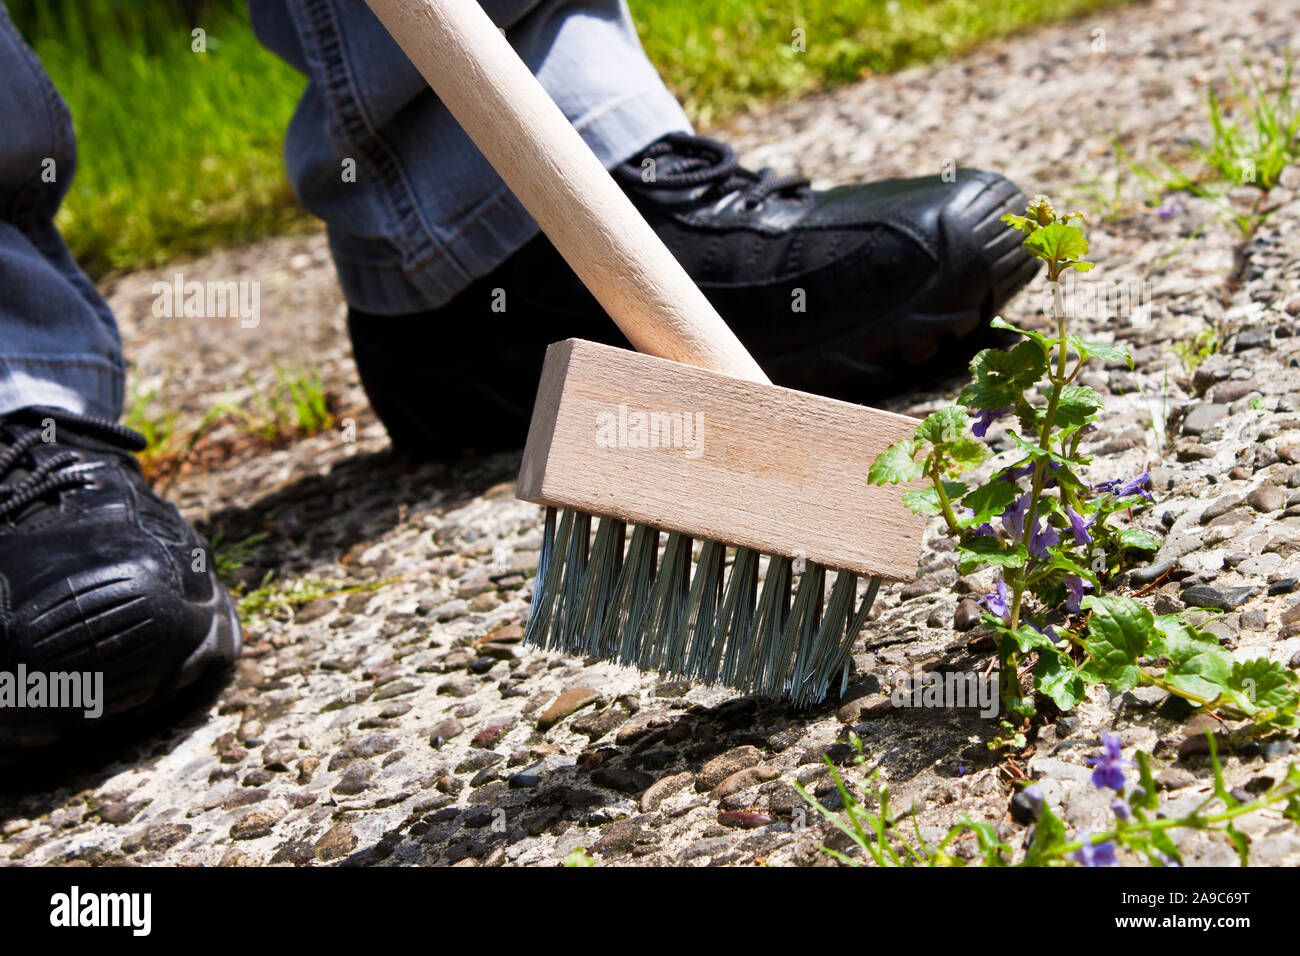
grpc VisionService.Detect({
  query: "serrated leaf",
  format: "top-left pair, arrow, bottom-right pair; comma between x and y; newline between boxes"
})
1001,212 -> 1037,236
902,482 -> 966,517
961,481 -> 1019,524
1082,595 -> 1156,692
1067,334 -> 1133,368
915,406 -> 968,446
990,316 -> 1059,354
868,439 -> 923,485
957,537 -> 1027,575
1163,626 -> 1234,703
948,437 -> 991,468
1035,650 -> 1085,711
959,342 -> 1048,411
1024,222 -> 1090,263
1228,658 -> 1299,712
1053,385 -> 1104,429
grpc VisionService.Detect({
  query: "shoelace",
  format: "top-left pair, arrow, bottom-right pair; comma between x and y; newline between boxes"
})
614,132 -> 810,209
0,410 -> 145,521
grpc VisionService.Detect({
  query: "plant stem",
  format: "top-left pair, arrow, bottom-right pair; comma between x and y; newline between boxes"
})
930,457 -> 962,535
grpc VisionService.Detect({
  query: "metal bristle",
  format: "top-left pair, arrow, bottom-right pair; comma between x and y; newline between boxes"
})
525,507 -> 881,706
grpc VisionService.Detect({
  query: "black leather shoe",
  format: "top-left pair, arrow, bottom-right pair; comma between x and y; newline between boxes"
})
348,133 -> 1038,459
0,407 -> 241,747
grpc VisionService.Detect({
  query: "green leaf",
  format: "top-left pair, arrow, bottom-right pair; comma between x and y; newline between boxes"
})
948,437 -> 991,468
1044,549 -> 1102,589
1133,752 -> 1160,812
1207,733 -> 1236,807
1053,385 -> 1104,429
958,342 -> 1048,410
1147,826 -> 1183,866
955,819 -> 1010,866
999,623 -> 1057,655
1000,212 -> 1037,236
1023,804 -> 1069,866
961,481 -> 1019,524
957,536 -> 1027,575
902,482 -> 967,517
1024,222 -> 1089,263
1227,658 -> 1299,713
1008,431 -> 1072,466
1067,334 -> 1134,368
990,317 -> 1059,354
868,439 -> 923,485
1162,626 -> 1234,703
915,407 -> 968,446
1225,824 -> 1251,866
1116,528 -> 1161,553
1035,650 -> 1085,711
1081,595 -> 1156,692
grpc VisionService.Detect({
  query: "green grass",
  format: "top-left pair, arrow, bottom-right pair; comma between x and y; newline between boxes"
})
1111,54 -> 1300,237
17,1 -> 307,278
20,0 -> 1132,277
629,0 -> 1135,124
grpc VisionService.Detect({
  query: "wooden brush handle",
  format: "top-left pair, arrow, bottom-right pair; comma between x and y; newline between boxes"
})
363,0 -> 770,384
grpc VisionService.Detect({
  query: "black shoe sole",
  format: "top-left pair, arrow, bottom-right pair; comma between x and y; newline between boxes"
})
0,573 -> 242,750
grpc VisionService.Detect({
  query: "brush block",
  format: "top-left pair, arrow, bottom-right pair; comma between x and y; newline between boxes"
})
517,339 -> 928,581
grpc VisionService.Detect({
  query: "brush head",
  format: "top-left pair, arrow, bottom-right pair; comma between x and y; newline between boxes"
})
515,339 -> 927,704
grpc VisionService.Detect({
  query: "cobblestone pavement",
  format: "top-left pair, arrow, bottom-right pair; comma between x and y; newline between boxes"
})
2,0 -> 1299,866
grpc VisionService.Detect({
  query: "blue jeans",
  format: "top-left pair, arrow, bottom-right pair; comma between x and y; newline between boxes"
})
0,0 -> 690,420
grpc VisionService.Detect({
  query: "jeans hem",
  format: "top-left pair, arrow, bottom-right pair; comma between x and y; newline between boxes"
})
0,357 -> 123,420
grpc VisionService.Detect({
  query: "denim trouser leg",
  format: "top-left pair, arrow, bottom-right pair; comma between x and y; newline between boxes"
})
250,0 -> 691,313
0,0 -> 688,420
0,3 -> 125,420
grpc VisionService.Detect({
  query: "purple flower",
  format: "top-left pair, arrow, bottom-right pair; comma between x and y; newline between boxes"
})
1027,518 -> 1061,559
1086,733 -> 1132,792
957,506 -> 996,537
970,406 -> 1011,438
1031,622 -> 1059,642
999,463 -> 1036,483
979,579 -> 1010,619
1071,835 -> 1119,867
1065,505 -> 1095,546
1001,494 -> 1031,540
1155,199 -> 1186,218
1064,574 -> 1092,613
1093,471 -> 1153,501
1111,797 -> 1131,822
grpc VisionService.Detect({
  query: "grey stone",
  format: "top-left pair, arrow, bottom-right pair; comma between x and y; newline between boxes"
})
1182,403 -> 1229,435
1182,585 -> 1254,611
1246,485 -> 1285,513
